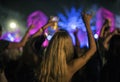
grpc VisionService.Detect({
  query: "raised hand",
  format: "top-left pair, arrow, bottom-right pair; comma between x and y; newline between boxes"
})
82,12 -> 92,22
28,24 -> 35,30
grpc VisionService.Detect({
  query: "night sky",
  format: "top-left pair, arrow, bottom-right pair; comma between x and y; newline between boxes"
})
0,0 -> 120,16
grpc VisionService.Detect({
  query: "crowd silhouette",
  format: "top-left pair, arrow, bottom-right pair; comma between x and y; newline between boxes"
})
0,12 -> 120,82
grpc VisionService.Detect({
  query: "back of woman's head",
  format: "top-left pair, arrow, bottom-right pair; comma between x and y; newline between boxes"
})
108,35 -> 120,59
39,30 -> 74,82
47,30 -> 74,62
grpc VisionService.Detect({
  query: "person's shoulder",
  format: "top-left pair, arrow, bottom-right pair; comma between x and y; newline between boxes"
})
0,39 -> 10,51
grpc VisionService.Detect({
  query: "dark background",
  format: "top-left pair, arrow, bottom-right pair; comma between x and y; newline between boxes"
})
0,0 -> 120,16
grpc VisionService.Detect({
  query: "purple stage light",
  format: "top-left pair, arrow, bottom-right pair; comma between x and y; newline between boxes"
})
27,10 -> 48,35
1,31 -> 21,42
96,7 -> 115,35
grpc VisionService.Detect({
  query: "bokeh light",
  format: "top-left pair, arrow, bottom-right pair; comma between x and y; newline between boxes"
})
94,34 -> 99,39
27,10 -> 48,35
96,7 -> 115,35
9,22 -> 17,29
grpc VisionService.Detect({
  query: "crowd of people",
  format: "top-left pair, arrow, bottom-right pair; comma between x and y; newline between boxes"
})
0,12 -> 120,82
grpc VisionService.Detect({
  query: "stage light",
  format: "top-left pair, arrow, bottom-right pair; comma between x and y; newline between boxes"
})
96,7 -> 115,35
9,22 -> 17,29
94,34 -> 98,39
27,10 -> 48,47
57,7 -> 97,48
8,33 -> 14,41
27,10 -> 48,35
58,7 -> 84,32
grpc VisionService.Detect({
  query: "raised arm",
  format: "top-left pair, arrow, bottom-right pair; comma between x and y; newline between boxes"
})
103,28 -> 120,50
99,19 -> 109,38
31,21 -> 56,38
68,13 -> 97,75
8,25 -> 34,49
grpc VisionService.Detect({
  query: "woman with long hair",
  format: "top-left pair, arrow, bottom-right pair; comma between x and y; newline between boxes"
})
38,13 -> 97,82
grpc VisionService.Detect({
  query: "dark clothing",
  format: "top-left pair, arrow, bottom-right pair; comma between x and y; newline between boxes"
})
0,40 -> 9,54
100,57 -> 120,82
100,35 -> 120,82
31,35 -> 46,55
5,60 -> 20,82
0,40 -> 9,72
1,35 -> 46,82
15,62 -> 38,82
97,37 -> 107,61
15,35 -> 46,82
22,35 -> 46,64
5,59 -> 38,82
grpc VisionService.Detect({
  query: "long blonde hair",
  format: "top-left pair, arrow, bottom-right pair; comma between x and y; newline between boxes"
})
38,30 -> 74,82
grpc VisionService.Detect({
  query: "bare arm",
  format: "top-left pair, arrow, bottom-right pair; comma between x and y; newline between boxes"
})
99,20 -> 109,38
103,33 -> 114,50
100,25 -> 106,38
103,29 -> 119,50
31,22 -> 56,38
68,13 -> 97,76
8,25 -> 34,49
